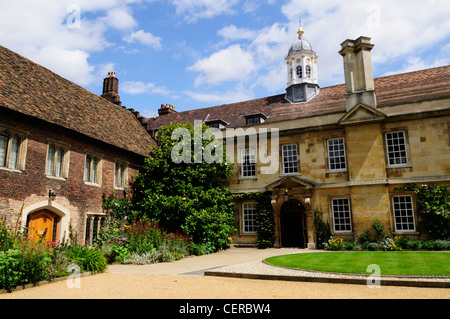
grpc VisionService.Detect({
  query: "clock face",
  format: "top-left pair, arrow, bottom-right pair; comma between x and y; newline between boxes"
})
296,58 -> 301,64
306,57 -> 311,63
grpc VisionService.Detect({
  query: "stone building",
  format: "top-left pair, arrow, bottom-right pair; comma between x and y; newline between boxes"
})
0,45 -> 154,244
142,28 -> 450,248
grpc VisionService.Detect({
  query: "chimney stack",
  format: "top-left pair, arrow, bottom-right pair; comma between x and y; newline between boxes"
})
101,72 -> 122,106
339,36 -> 377,111
158,103 -> 177,116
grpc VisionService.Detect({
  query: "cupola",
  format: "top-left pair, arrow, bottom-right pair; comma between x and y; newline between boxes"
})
285,24 -> 319,103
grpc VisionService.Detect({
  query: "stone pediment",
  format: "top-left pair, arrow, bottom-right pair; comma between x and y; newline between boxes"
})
338,103 -> 386,125
265,175 -> 316,191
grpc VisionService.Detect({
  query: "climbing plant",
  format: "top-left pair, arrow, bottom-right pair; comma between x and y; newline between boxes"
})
396,184 -> 450,239
237,192 -> 275,249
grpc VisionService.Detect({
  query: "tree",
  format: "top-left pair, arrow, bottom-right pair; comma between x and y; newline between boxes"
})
132,122 -> 236,255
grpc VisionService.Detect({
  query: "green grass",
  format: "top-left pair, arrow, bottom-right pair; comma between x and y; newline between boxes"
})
265,251 -> 450,276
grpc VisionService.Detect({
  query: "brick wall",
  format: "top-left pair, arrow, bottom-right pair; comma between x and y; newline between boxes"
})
0,109 -> 145,243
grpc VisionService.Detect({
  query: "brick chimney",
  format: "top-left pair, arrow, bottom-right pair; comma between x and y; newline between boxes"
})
101,72 -> 122,106
339,36 -> 377,111
158,103 -> 177,116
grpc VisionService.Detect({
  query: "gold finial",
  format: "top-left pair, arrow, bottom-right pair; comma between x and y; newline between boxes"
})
297,15 -> 304,38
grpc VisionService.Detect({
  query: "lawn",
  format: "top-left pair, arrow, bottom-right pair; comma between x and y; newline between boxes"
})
264,251 -> 450,277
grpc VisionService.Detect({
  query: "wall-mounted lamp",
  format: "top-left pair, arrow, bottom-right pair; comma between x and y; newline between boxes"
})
49,189 -> 57,201
283,190 -> 291,202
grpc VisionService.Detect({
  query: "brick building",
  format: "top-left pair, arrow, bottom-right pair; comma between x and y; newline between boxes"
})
0,45 -> 154,244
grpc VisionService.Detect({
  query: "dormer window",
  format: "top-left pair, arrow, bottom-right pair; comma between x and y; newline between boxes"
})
244,113 -> 267,126
205,119 -> 228,129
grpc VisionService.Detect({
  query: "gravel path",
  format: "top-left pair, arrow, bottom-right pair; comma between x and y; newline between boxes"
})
1,248 -> 449,299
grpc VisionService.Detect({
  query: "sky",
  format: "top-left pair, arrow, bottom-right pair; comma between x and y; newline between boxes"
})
1,0 -> 450,117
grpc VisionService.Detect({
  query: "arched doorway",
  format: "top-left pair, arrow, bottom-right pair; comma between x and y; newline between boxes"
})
280,199 -> 306,248
27,210 -> 60,242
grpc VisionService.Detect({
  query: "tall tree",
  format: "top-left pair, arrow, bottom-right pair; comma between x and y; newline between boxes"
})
132,122 -> 236,254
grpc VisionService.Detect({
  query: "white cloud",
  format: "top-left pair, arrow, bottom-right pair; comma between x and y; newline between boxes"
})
0,0 -> 161,87
188,44 -> 257,86
171,0 -> 239,23
34,46 -> 95,86
121,81 -> 171,95
218,25 -> 258,42
124,30 -> 162,50
383,56 -> 450,76
184,85 -> 254,105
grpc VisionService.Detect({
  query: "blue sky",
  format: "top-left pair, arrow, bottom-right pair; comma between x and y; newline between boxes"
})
1,0 -> 450,117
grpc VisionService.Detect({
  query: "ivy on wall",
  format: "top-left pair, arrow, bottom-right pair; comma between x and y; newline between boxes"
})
236,192 -> 275,249
396,184 -> 450,239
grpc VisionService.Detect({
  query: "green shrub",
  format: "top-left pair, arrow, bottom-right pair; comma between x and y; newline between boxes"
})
367,242 -> 379,251
357,230 -> 374,246
65,246 -> 107,273
371,220 -> 387,242
0,250 -> 23,290
406,240 -> 423,251
423,240 -> 436,250
434,240 -> 449,250
344,240 -> 356,250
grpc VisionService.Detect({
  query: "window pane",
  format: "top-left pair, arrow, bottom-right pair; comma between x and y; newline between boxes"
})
92,157 -> 98,183
282,144 -> 299,174
386,132 -> 408,166
114,163 -> 119,188
55,148 -> 64,177
243,202 -> 257,233
46,144 -> 55,176
84,155 -> 91,181
332,198 -> 352,233
8,135 -> 20,170
242,149 -> 256,177
392,196 -> 415,232
296,66 -> 302,78
0,133 -> 8,167
327,138 -> 347,171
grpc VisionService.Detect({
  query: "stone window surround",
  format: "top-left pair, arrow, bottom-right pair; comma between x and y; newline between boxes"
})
0,124 -> 28,172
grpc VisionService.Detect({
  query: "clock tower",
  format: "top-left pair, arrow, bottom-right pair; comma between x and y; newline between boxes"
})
285,25 -> 319,103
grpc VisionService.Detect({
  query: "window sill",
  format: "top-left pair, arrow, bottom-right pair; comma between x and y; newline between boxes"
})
84,181 -> 101,188
239,177 -> 258,181
393,231 -> 419,235
46,175 -> 67,181
0,167 -> 24,174
387,164 -> 413,169
325,169 -> 348,174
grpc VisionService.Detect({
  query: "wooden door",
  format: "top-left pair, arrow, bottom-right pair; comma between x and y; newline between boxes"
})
27,210 -> 60,242
280,200 -> 305,248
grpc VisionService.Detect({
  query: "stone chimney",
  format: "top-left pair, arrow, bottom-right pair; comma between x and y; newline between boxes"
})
101,72 -> 122,106
158,103 -> 177,116
339,36 -> 377,111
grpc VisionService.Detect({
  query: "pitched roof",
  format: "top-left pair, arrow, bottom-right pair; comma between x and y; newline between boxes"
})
0,45 -> 154,157
143,65 -> 450,130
